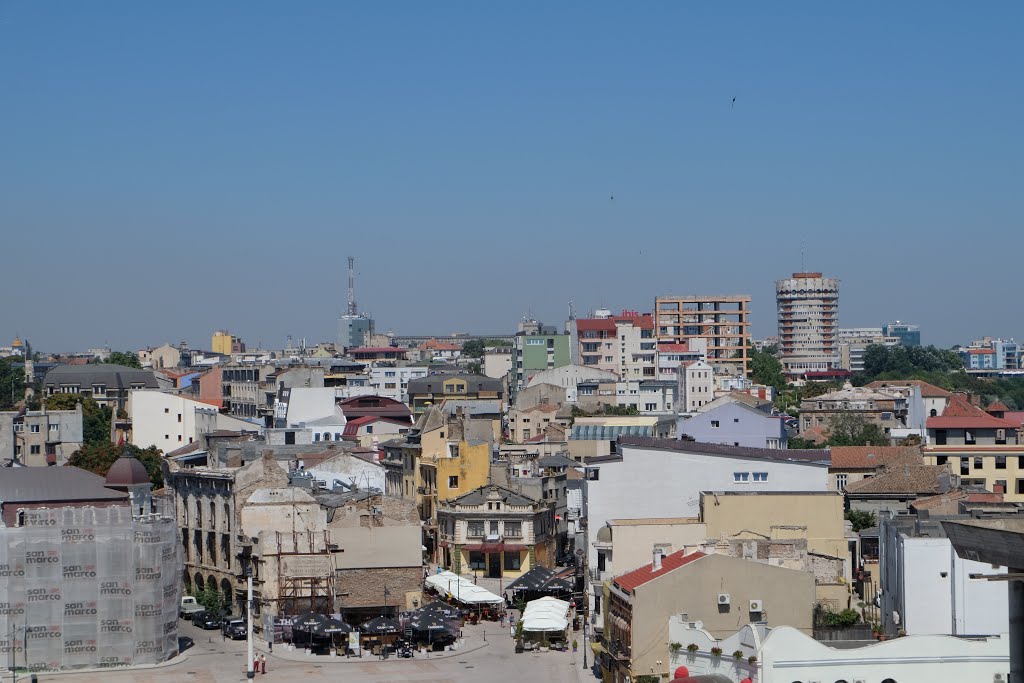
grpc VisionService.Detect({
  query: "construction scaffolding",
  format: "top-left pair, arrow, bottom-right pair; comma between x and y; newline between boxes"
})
0,504 -> 181,673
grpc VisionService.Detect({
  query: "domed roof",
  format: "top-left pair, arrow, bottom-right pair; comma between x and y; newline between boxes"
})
10,337 -> 23,347
105,454 -> 151,487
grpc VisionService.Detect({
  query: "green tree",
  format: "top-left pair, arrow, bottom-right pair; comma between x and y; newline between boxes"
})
826,413 -> 890,447
196,585 -> 226,614
104,351 -> 143,369
844,509 -> 877,532
749,344 -> 786,390
461,340 -> 486,358
0,356 -> 26,410
66,442 -> 164,488
46,393 -> 114,447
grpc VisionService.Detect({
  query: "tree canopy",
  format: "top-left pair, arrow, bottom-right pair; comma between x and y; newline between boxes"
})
826,413 -> 890,447
460,339 -> 509,359
0,356 -> 26,410
748,344 -> 786,391
101,351 -> 143,369
66,442 -> 164,488
860,344 -> 962,380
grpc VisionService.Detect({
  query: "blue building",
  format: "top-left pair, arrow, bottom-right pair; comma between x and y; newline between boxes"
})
883,321 -> 921,347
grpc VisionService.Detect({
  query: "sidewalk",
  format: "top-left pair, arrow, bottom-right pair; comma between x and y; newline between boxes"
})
0,652 -> 191,678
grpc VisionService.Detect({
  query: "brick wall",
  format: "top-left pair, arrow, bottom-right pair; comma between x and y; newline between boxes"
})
336,566 -> 422,609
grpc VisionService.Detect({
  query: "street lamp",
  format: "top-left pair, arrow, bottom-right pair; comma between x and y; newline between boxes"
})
236,549 -> 255,680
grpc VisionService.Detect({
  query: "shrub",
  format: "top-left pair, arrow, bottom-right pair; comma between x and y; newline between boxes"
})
732,650 -> 744,660
686,643 -> 699,653
710,646 -> 723,657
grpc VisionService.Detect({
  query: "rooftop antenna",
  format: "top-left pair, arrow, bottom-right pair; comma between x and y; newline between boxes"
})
800,239 -> 805,272
347,256 -> 358,316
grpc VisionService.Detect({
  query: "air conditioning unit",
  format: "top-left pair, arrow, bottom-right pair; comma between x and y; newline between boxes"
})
717,593 -> 731,605
748,599 -> 763,613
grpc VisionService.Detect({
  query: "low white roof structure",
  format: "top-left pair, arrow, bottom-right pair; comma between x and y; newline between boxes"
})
424,571 -> 503,605
521,596 -> 570,633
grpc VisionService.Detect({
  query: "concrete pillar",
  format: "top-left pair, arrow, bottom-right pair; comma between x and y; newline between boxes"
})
1010,570 -> 1024,681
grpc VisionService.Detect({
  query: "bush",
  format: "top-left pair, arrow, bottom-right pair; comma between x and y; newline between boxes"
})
686,643 -> 699,653
821,608 -> 861,628
732,650 -> 744,660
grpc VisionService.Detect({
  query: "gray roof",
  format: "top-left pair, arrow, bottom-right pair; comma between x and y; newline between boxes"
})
571,424 -> 655,440
538,453 -> 578,469
407,374 -> 503,394
442,400 -> 502,415
43,364 -> 159,390
0,467 -> 129,503
618,435 -> 831,464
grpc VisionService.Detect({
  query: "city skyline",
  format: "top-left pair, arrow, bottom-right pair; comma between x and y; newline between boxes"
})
2,3 -> 1021,350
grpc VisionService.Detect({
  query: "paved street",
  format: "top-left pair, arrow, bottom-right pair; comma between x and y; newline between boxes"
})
27,619 -> 600,683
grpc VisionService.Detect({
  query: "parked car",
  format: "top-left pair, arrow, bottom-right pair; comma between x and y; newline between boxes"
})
179,596 -> 205,620
222,618 -> 247,640
193,611 -> 223,630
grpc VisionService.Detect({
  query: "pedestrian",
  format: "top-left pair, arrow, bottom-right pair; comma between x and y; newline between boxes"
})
260,654 -> 267,674
253,655 -> 259,674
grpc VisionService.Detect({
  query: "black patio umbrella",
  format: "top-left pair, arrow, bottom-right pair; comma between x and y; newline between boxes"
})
323,617 -> 352,635
362,616 -> 400,634
292,612 -> 333,636
417,601 -> 460,618
506,567 -> 555,592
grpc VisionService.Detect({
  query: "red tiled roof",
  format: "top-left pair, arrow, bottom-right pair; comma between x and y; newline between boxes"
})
193,398 -> 225,409
986,400 -> 1011,413
613,550 -> 706,593
927,393 -> 1018,429
419,339 -> 462,351
575,319 -> 616,332
342,415 -> 409,436
967,349 -> 995,355
830,446 -> 922,470
1003,411 -> 1024,427
657,343 -> 691,353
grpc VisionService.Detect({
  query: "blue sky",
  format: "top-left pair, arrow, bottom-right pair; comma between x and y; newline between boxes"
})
1,2 -> 1020,351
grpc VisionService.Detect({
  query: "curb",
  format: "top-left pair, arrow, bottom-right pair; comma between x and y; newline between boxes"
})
0,653 -> 190,678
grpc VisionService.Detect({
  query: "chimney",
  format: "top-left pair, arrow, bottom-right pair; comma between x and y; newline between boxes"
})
652,547 -> 663,572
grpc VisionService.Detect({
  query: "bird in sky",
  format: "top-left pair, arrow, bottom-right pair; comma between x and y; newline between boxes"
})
610,195 -> 614,201
732,97 -> 736,109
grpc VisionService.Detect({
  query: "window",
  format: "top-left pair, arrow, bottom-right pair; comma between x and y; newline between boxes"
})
504,553 -> 521,571
935,456 -> 948,466
384,371 -> 396,377
177,413 -> 182,423
733,472 -> 750,483
974,457 -> 984,470
960,458 -> 970,475
164,408 -> 169,414
30,424 -> 40,433
587,468 -> 600,481
1017,479 -> 1024,495
468,521 -> 485,537
489,521 -> 499,536
733,418 -> 740,423
366,426 -> 373,434
505,521 -> 521,537
526,338 -> 545,346
711,420 -> 720,428
995,480 -> 1007,493
935,429 -> 947,445
30,445 -> 41,455
836,474 -> 848,491
996,456 -> 1007,469
469,551 -> 486,570
448,475 -> 459,489
48,423 -> 59,433
752,472 -> 768,482
966,430 -> 976,445
645,403 -> 657,411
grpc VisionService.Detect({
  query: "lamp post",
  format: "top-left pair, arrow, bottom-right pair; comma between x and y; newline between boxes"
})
237,549 -> 255,680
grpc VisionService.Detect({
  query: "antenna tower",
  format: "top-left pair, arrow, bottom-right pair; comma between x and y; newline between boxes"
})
347,256 -> 358,316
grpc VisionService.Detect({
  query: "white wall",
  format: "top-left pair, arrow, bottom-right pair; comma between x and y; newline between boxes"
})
129,390 -> 256,451
527,365 -> 617,402
306,455 -> 385,493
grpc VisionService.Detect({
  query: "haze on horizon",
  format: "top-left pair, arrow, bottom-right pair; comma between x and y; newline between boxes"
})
1,3 -> 1020,352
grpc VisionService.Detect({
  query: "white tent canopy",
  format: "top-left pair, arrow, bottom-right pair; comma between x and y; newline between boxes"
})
522,597 -> 570,633
425,571 -> 503,605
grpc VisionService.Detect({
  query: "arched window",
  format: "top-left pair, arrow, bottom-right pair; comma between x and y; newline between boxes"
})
882,679 -> 897,683
323,432 -> 331,441
930,408 -> 937,417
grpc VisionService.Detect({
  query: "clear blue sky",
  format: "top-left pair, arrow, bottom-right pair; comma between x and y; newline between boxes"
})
2,2 -> 1020,351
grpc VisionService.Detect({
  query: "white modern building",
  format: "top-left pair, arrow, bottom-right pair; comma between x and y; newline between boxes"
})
879,510 -> 1009,637
128,391 -> 256,450
677,359 -> 714,414
775,271 -> 840,377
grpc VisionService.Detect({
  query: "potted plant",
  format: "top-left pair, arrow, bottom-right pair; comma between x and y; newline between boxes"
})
732,650 -> 744,661
747,655 -> 757,665
572,639 -> 578,652
686,643 -> 699,654
669,642 -> 682,659
514,621 -> 525,653
710,646 -> 723,657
